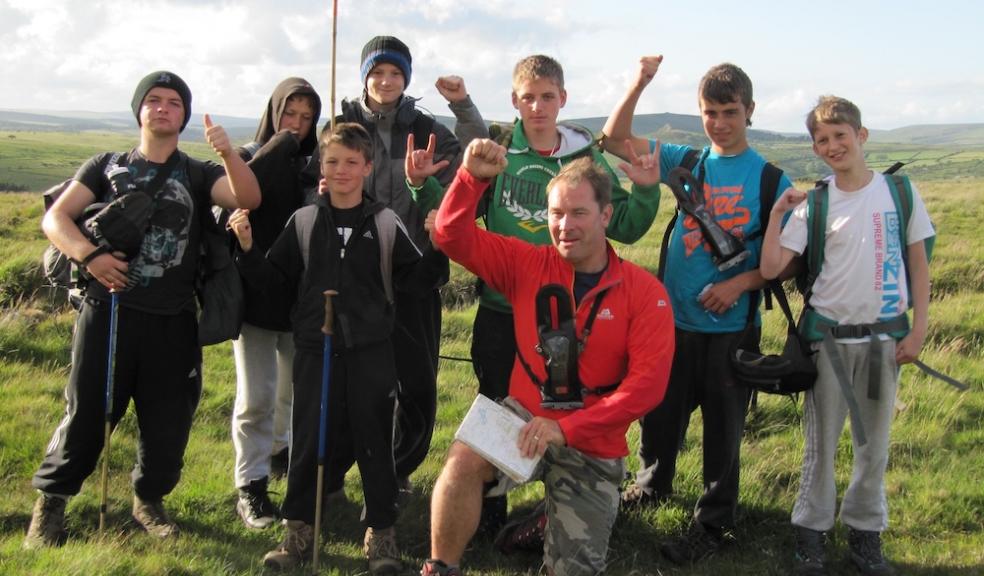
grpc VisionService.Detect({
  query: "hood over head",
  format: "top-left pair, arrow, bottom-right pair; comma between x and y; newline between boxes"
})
254,77 -> 322,156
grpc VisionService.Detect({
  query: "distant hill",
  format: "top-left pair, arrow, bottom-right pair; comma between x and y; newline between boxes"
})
0,109 -> 259,142
868,123 -> 984,146
3,109 -> 984,188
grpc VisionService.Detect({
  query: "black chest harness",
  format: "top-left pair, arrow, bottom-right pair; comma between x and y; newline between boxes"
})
516,284 -> 621,410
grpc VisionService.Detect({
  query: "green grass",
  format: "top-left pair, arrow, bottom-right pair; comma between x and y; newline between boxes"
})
0,177 -> 982,574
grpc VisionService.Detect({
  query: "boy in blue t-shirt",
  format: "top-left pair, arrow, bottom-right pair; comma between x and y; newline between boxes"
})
761,95 -> 932,576
603,56 -> 793,564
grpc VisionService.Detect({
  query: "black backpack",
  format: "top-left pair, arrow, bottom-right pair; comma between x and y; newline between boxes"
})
41,152 -> 127,308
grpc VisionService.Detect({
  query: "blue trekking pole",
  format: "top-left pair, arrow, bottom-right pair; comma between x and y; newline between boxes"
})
98,290 -> 120,533
313,289 -> 337,573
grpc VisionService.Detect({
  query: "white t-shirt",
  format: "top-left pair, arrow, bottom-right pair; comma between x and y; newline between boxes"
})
781,172 -> 934,328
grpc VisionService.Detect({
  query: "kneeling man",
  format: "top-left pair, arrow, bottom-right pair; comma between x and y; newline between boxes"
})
423,139 -> 675,576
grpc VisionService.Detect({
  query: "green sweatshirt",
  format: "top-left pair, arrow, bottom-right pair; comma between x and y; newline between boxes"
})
416,119 -> 662,313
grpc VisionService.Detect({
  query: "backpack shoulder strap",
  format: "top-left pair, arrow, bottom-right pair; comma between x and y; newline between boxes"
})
800,182 -> 829,297
374,208 -> 399,304
293,205 -> 320,271
679,147 -> 701,172
885,173 -> 912,250
656,147 -> 701,280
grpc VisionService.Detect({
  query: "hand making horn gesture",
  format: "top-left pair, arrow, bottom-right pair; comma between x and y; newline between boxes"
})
618,138 -> 662,187
404,133 -> 450,188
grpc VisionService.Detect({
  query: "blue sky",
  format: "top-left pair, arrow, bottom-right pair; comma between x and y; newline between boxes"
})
2,0 -> 982,133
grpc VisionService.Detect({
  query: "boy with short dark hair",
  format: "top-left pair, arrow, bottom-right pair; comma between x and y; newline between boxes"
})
761,95 -> 932,576
603,56 -> 794,563
229,123 -> 445,574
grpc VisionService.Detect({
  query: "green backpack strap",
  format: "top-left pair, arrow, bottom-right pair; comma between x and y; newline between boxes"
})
799,181 -> 829,298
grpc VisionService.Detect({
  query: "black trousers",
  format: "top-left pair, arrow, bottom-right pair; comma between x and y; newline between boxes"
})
635,327 -> 756,529
33,299 -> 202,500
392,288 -> 441,478
283,341 -> 398,529
470,305 -> 516,402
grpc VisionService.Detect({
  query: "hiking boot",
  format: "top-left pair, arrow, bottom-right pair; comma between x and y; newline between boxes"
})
237,476 -> 279,530
620,482 -> 668,510
364,526 -> 402,575
848,528 -> 895,576
793,525 -> 828,576
476,494 -> 507,538
23,493 -> 67,549
659,521 -> 725,565
493,500 -> 546,555
132,495 -> 179,538
270,447 -> 289,480
263,519 -> 314,571
421,558 -> 462,576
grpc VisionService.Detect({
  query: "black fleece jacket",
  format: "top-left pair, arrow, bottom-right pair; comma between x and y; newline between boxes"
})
234,195 -> 447,353
235,77 -> 322,330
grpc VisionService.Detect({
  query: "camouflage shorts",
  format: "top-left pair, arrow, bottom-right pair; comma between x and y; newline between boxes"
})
487,398 -> 625,576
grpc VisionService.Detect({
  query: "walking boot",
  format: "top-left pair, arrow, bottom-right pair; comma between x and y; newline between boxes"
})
364,525 -> 402,575
132,495 -> 179,538
23,493 -> 67,549
263,519 -> 314,571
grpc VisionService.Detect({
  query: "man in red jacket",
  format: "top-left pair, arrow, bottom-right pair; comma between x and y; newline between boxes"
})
421,139 -> 675,576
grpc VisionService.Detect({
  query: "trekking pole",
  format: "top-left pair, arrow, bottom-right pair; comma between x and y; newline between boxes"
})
98,290 -> 120,533
313,289 -> 338,573
329,0 -> 338,133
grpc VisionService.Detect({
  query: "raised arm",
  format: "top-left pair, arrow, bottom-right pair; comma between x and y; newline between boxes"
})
436,75 -> 489,145
760,187 -> 807,279
602,55 -> 663,162
203,113 -> 261,210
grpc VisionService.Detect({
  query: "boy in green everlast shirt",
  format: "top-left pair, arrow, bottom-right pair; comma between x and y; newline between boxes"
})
407,53 -> 662,543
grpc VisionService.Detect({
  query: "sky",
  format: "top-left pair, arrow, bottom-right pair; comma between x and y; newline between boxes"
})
2,0 -> 983,134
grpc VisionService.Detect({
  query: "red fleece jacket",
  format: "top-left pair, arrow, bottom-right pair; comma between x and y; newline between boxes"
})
435,167 -> 675,459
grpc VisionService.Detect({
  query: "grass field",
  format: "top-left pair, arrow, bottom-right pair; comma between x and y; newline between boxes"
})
0,165 -> 982,573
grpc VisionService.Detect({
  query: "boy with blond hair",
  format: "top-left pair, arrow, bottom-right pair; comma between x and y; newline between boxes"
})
761,95 -> 932,576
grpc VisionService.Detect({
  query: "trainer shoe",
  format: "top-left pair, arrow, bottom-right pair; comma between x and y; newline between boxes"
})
364,525 -> 402,575
848,528 -> 895,576
793,525 -> 828,576
263,519 -> 314,571
132,495 -> 178,538
237,476 -> 279,530
270,447 -> 289,480
659,521 -> 725,565
23,493 -> 67,549
493,500 -> 546,555
421,558 -> 462,576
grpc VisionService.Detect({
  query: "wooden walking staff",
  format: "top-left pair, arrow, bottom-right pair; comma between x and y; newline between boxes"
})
98,291 -> 120,533
329,0 -> 338,133
313,289 -> 338,573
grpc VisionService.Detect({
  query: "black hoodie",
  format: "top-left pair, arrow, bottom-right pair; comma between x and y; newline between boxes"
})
235,194 -> 447,352
237,77 -> 322,330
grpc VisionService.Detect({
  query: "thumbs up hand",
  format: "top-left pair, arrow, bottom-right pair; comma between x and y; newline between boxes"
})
204,113 -> 232,158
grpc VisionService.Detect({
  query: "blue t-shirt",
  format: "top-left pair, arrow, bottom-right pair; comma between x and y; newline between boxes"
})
654,141 -> 793,333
